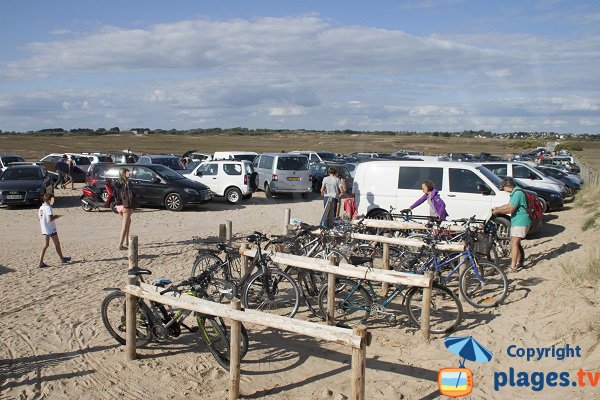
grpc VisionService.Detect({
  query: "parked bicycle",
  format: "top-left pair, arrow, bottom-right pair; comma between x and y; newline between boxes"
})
191,233 -> 301,318
317,255 -> 463,334
100,267 -> 249,370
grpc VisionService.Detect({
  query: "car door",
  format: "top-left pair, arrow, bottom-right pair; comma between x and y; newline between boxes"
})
446,167 -> 495,218
193,162 -> 221,195
513,163 -> 539,187
131,166 -> 163,205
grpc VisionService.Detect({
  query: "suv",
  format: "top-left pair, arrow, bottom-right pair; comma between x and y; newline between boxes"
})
138,154 -> 186,171
184,160 -> 256,204
212,151 -> 258,162
0,155 -> 26,173
253,153 -> 311,198
39,153 -> 92,182
94,164 -> 211,211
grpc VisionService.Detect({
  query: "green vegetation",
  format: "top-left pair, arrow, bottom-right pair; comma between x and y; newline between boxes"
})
555,142 -> 584,152
509,139 -> 545,149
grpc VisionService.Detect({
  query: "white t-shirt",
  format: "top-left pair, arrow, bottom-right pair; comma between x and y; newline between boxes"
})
322,176 -> 341,199
39,203 -> 57,235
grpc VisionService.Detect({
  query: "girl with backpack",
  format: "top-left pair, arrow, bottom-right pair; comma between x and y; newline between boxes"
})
492,177 -> 531,273
115,168 -> 138,251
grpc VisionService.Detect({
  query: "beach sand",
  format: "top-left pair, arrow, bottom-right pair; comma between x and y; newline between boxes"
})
0,187 -> 598,399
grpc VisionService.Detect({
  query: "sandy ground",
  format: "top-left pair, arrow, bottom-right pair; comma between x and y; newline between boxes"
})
0,186 -> 599,400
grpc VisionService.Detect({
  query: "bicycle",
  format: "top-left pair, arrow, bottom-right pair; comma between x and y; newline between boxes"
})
100,266 -> 249,370
191,233 -> 301,318
397,218 -> 509,309
317,255 -> 463,334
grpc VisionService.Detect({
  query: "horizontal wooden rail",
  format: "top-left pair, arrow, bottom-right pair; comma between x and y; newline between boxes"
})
352,218 -> 467,232
240,248 -> 432,288
349,232 -> 465,253
123,284 -> 364,349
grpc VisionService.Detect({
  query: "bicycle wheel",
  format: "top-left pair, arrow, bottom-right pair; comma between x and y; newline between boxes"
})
459,261 -> 508,308
191,253 -> 222,278
198,315 -> 230,370
242,269 -> 300,318
317,278 -> 372,327
301,249 -> 349,317
405,283 -> 463,334
100,291 -> 152,346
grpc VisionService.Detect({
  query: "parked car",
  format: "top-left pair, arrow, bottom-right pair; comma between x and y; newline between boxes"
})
290,151 -> 340,164
105,151 -> 139,164
138,154 -> 186,171
0,165 -> 54,206
85,162 -> 117,189
479,161 -> 568,198
310,162 -> 353,194
253,153 -> 311,198
39,153 -> 92,182
92,164 -> 211,211
352,160 -> 541,237
182,151 -> 212,161
503,177 -> 564,212
0,155 -> 26,173
212,151 -> 258,162
184,160 -> 256,204
536,166 -> 581,195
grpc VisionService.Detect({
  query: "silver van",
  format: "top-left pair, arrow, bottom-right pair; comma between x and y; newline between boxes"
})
253,153 -> 312,197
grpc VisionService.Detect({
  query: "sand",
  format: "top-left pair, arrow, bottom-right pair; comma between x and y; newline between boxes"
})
0,186 -> 598,399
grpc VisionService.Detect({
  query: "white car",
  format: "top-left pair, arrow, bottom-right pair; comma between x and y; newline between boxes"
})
184,160 -> 256,204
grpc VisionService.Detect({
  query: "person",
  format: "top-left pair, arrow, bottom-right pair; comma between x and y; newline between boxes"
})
336,171 -> 347,217
320,167 -> 341,227
66,155 -> 76,190
492,177 -> 531,273
54,155 -> 69,189
115,168 -> 138,251
403,180 -> 448,221
38,193 -> 71,268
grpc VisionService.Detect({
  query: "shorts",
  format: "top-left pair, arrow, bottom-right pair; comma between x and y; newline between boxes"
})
511,225 -> 529,238
43,232 -> 58,237
117,205 -> 134,214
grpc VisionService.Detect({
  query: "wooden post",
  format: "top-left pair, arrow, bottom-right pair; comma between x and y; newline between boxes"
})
126,237 -> 139,362
226,220 -> 233,245
229,299 -> 242,400
283,208 -> 291,235
420,271 -> 434,342
327,254 -> 338,326
218,223 -> 227,239
381,233 -> 391,294
351,325 -> 367,400
240,243 -> 250,278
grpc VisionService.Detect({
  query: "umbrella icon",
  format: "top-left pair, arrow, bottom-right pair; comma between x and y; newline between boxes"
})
444,336 -> 492,390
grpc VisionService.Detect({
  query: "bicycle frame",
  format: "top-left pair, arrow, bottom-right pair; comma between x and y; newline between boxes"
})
415,247 -> 485,284
337,278 -> 408,313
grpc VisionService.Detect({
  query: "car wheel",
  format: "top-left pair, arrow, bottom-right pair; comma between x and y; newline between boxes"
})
265,183 -> 273,199
225,187 -> 242,204
538,197 -> 549,213
164,193 -> 183,211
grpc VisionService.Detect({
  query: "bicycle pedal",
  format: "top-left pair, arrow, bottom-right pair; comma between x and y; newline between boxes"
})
187,326 -> 200,333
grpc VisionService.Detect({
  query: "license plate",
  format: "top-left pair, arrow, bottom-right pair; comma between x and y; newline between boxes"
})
287,177 -> 301,181
6,195 -> 22,199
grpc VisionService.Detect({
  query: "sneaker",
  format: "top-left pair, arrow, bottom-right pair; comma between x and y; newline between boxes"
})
62,256 -> 71,263
38,262 -> 49,268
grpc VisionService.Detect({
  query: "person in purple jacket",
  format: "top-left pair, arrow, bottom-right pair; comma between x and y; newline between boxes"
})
402,180 -> 448,221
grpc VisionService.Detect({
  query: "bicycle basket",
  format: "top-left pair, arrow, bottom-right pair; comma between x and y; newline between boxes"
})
474,233 -> 493,255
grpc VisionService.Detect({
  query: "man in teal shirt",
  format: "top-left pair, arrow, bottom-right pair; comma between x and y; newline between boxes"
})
492,177 -> 531,272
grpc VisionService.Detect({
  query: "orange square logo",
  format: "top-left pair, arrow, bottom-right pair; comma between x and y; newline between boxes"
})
438,367 -> 473,397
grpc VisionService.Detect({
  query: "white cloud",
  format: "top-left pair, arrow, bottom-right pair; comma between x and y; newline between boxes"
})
409,106 -> 464,116
268,107 -> 305,117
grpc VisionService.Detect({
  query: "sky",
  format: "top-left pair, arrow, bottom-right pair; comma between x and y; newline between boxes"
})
0,0 -> 599,134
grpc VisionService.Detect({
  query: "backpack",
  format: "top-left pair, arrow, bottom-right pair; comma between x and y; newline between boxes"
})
518,188 -> 543,221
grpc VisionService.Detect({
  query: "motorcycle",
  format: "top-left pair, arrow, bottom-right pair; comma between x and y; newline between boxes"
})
81,179 -> 118,213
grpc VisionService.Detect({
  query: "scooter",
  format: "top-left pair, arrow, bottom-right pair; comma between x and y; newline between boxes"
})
81,179 -> 118,213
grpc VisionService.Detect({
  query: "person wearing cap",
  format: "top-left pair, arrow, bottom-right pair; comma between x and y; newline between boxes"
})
492,177 -> 531,272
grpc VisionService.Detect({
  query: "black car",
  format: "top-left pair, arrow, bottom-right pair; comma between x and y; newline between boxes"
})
511,177 -> 563,212
309,162 -> 353,194
138,154 -> 186,171
0,154 -> 26,173
0,165 -> 54,206
94,164 -> 211,211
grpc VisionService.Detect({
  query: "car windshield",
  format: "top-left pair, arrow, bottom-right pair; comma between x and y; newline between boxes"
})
318,152 -> 337,161
1,156 -> 25,165
1,168 -> 42,180
277,156 -> 309,170
152,165 -> 184,180
477,166 -> 503,189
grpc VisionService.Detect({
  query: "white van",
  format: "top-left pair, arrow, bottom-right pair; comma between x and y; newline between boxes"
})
352,160 -> 515,230
212,151 -> 258,162
480,161 -> 567,198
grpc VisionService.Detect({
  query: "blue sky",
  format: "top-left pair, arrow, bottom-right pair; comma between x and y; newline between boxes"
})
1,0 -> 599,133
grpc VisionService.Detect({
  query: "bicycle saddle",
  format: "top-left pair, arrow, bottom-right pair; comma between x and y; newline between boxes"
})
348,255 -> 373,266
299,222 -> 319,231
127,267 -> 152,276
